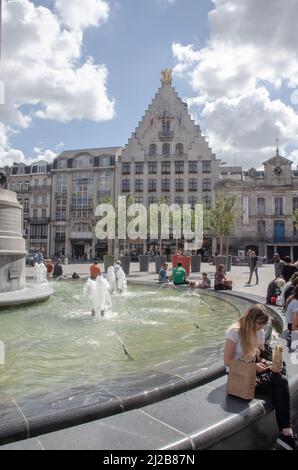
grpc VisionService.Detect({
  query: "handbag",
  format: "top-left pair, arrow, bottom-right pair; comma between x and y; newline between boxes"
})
227,360 -> 256,400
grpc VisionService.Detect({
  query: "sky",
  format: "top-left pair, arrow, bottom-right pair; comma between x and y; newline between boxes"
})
1,0 -> 298,169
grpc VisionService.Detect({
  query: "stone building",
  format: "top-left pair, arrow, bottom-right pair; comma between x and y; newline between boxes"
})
49,147 -> 121,260
4,161 -> 52,254
215,147 -> 298,260
117,69 -> 220,252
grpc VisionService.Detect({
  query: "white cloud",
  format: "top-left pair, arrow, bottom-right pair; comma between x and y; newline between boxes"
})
0,0 -> 114,166
172,0 -> 298,168
55,0 -> 109,31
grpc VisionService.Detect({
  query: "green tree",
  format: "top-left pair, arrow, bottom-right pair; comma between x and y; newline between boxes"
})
293,209 -> 298,231
205,195 -> 243,255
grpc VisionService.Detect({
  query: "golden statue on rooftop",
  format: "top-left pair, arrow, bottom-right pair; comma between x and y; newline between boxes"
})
161,68 -> 172,84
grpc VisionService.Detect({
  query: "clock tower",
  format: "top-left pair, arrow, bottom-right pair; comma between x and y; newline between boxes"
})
263,142 -> 293,186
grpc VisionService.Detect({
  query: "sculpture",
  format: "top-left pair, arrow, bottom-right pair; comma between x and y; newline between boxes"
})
161,68 -> 172,84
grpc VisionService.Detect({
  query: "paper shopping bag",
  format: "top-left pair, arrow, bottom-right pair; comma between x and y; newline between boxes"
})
227,360 -> 256,400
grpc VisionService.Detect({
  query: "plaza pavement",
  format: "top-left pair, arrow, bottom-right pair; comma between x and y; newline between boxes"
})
26,261 -> 276,301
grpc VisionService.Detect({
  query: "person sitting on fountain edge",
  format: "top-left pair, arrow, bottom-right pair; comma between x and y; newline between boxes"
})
159,263 -> 170,283
52,259 -> 63,279
172,262 -> 189,285
90,259 -> 101,280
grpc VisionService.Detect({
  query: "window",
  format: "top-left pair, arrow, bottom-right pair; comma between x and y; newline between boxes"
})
34,179 -> 39,188
42,194 -> 47,204
293,197 -> 298,211
257,197 -> 265,216
148,197 -> 157,205
162,178 -> 170,192
122,179 -> 130,193
56,198 -> 66,221
176,143 -> 183,156
203,196 -> 211,208
43,178 -> 47,187
203,178 -> 211,191
162,143 -> 170,157
98,170 -> 111,196
148,162 -> 157,174
162,161 -> 171,174
175,161 -> 184,174
148,179 -> 157,192
274,197 -> 283,216
33,194 -> 38,204
135,197 -> 143,204
257,220 -> 266,236
175,179 -> 184,192
122,163 -> 131,175
57,159 -> 66,169
189,179 -> 197,192
162,119 -> 171,134
135,179 -> 143,192
42,209 -> 47,219
202,161 -> 211,173
33,209 -> 38,220
38,165 -> 46,173
175,197 -> 184,205
56,175 -> 67,194
23,199 -> 29,213
135,162 -> 144,174
149,144 -> 157,157
189,197 -> 197,209
189,161 -> 198,173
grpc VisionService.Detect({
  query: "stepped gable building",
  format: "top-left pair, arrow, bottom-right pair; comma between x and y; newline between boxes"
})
117,69 -> 220,210
215,145 -> 298,260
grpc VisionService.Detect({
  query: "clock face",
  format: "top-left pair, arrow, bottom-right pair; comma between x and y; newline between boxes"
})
274,166 -> 283,177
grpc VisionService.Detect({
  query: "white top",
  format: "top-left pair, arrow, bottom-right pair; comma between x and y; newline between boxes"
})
225,327 -> 265,362
286,299 -> 298,324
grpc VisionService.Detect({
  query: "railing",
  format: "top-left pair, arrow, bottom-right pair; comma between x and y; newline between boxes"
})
28,217 -> 51,223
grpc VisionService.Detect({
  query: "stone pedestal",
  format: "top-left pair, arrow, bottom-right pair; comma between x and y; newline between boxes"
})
0,189 -> 26,293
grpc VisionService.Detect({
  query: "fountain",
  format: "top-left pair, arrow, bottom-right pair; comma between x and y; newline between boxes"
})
84,275 -> 112,317
0,181 -> 53,307
34,262 -> 48,284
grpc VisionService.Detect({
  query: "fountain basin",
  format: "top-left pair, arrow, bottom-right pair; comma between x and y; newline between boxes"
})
0,284 -> 53,308
0,282 -> 261,445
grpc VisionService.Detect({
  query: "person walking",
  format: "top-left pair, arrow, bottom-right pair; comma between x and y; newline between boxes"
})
247,251 -> 259,285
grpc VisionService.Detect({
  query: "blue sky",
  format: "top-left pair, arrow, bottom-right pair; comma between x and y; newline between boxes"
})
8,0 -> 213,156
1,0 -> 298,168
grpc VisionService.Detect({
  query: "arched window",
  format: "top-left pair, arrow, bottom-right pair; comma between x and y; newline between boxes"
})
149,144 -> 157,157
176,143 -> 183,156
162,143 -> 170,157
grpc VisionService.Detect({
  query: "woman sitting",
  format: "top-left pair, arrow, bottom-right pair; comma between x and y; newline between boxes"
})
214,264 -> 232,290
224,304 -> 298,450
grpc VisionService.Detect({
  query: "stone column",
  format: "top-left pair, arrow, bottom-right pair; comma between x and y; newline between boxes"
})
0,189 -> 26,293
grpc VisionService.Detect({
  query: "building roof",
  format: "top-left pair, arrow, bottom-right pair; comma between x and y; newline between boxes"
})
57,147 -> 123,159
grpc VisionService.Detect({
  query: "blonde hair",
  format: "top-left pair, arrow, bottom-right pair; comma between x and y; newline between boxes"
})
231,304 -> 270,360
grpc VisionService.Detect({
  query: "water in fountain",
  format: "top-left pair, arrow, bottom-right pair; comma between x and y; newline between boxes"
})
107,266 -> 117,294
114,265 -> 127,294
34,262 -> 48,284
84,275 -> 112,317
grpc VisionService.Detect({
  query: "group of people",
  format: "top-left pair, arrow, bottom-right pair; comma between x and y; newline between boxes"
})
33,251 -> 65,283
158,262 -> 232,290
